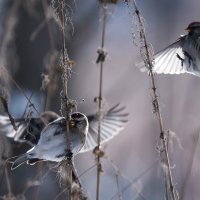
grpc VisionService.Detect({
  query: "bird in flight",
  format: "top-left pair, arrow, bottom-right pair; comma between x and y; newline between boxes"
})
140,22 -> 200,77
0,104 -> 128,169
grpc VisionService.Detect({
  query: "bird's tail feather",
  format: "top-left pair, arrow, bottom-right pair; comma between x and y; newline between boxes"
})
11,154 -> 29,170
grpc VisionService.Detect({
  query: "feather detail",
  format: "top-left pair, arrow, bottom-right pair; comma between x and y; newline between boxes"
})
0,116 -> 26,141
0,111 -> 59,145
137,33 -> 200,77
80,104 -> 128,153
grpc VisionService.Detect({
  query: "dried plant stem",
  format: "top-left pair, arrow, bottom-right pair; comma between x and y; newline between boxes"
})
0,64 -> 40,116
115,174 -> 122,200
130,1 -> 177,199
65,160 -> 72,200
109,158 -> 158,200
60,1 -> 68,99
105,156 -> 147,200
95,3 -> 107,200
105,157 -> 122,200
58,0 -> 74,199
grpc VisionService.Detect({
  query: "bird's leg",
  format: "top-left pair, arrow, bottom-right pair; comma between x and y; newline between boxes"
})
176,53 -> 184,66
183,51 -> 193,67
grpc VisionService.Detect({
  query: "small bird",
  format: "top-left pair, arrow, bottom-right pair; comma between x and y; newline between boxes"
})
10,104 -> 128,169
0,111 -> 59,145
11,112 -> 88,169
139,22 -> 200,76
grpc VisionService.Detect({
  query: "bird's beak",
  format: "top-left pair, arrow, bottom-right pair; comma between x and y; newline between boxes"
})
185,27 -> 191,32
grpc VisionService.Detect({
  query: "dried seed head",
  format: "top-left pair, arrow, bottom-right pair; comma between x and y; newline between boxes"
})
93,146 -> 105,158
71,182 -> 88,200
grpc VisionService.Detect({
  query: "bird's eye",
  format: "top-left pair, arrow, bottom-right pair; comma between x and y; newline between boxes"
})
69,120 -> 75,128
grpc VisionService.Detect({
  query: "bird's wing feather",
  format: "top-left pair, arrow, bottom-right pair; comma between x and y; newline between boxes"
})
0,116 -> 26,141
154,37 -> 187,74
137,36 -> 189,75
0,115 -> 44,144
80,104 -> 128,153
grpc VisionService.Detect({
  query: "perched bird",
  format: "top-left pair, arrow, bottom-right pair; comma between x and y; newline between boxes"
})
11,112 -> 89,169
139,22 -> 200,76
0,111 -> 59,145
10,104 -> 128,169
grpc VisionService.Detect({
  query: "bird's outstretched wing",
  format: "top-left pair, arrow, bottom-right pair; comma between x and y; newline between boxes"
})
153,37 -> 187,74
137,36 -> 191,75
0,115 -> 44,145
0,111 -> 59,145
80,104 -> 128,153
0,116 -> 26,141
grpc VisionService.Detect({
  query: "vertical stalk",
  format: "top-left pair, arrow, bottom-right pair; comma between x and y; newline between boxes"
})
59,0 -> 73,199
131,1 -> 177,199
95,3 -> 107,200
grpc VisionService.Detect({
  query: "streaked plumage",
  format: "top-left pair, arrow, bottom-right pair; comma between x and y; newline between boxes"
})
139,22 -> 200,76
10,104 -> 128,169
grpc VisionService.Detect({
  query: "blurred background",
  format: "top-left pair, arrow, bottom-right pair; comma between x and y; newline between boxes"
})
0,0 -> 200,199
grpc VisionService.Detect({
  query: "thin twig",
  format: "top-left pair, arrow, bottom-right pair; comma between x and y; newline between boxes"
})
95,2 -> 107,200
105,157 -> 122,200
78,163 -> 97,178
51,0 -> 77,199
0,64 -> 40,116
104,155 -> 150,200
60,0 -> 72,199
109,158 -> 158,200
126,0 -> 178,199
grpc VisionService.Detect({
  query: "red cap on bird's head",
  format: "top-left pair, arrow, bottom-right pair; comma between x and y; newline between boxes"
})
185,21 -> 200,32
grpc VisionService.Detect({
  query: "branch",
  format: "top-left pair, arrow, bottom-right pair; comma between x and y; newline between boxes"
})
125,0 -> 178,199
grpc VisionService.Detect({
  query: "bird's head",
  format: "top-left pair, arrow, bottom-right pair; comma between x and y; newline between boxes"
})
70,112 -> 89,133
185,21 -> 200,33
